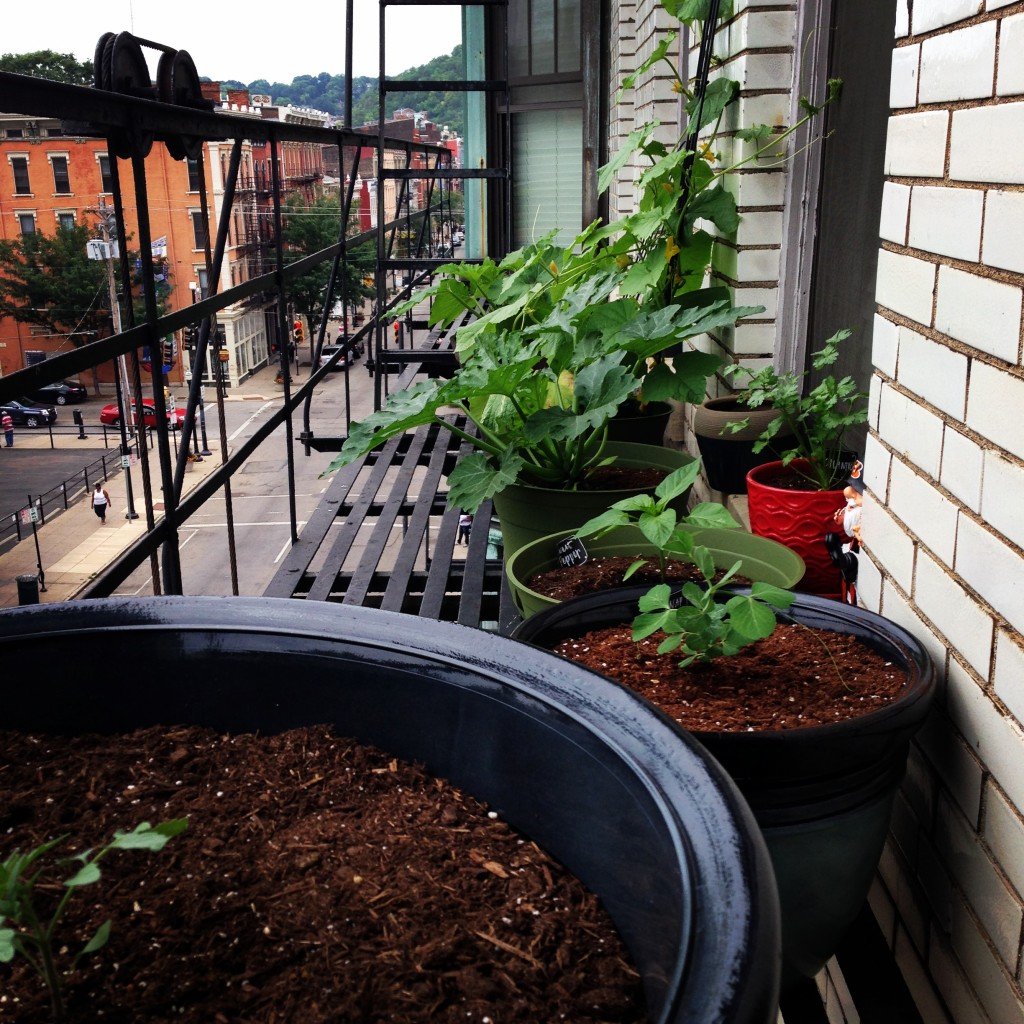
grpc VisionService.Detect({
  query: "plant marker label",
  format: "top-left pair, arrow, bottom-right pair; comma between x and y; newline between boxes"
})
556,536 -> 588,569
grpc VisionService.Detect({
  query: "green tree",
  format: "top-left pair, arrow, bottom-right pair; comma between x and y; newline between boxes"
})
282,194 -> 375,344
0,50 -> 93,85
0,224 -> 107,344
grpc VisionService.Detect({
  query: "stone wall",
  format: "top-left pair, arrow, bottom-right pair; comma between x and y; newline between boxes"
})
864,1 -> 1024,1019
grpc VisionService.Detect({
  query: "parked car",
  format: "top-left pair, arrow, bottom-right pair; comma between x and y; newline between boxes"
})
0,398 -> 57,428
99,400 -> 186,428
25,379 -> 88,406
319,343 -> 362,371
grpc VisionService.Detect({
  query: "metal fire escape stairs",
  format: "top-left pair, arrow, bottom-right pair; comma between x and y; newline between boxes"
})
370,0 -> 512,409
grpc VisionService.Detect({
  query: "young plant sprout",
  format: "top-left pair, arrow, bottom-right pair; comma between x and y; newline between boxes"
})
0,819 -> 188,1023
574,460 -> 794,665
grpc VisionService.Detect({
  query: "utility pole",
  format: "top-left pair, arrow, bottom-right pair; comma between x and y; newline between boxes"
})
94,203 -> 140,520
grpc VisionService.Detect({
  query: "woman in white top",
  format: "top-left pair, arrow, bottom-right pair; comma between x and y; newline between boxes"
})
92,481 -> 111,524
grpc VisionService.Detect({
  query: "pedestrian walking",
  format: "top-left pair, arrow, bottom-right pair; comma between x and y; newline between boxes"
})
2,411 -> 13,447
457,512 -> 473,546
91,481 -> 112,524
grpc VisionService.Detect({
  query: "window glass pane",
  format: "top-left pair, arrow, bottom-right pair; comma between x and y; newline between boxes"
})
6,129 -> 23,139
98,155 -> 113,193
191,212 -> 208,251
18,214 -> 36,235
556,0 -> 581,73
513,107 -> 582,246
12,157 -> 30,194
58,213 -> 75,231
508,0 -> 530,78
197,267 -> 210,297
51,156 -> 70,194
187,158 -> 202,192
531,0 -> 555,74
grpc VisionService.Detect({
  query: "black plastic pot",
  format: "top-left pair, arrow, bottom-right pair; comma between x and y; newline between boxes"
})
607,401 -> 673,446
0,598 -> 780,1024
692,398 -> 791,494
513,588 -> 936,985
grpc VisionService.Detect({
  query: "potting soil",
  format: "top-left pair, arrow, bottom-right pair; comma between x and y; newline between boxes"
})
0,725 -> 645,1023
555,623 -> 905,732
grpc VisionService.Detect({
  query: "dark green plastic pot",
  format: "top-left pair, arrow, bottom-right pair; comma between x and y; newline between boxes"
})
505,524 -> 806,618
492,441 -> 696,563
513,588 -> 936,988
606,401 -> 673,446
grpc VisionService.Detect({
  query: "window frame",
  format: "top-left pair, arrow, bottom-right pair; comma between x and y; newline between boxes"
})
8,154 -> 31,196
96,153 -> 113,195
48,153 -> 72,195
189,209 -> 208,252
55,210 -> 77,231
15,211 -> 37,235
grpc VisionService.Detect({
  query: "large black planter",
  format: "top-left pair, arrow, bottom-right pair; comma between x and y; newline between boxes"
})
607,401 -> 673,446
0,598 -> 780,1024
514,589 -> 936,985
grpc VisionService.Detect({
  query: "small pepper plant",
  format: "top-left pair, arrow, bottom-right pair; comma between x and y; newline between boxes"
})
574,461 -> 794,665
0,819 -> 188,1023
724,328 -> 868,491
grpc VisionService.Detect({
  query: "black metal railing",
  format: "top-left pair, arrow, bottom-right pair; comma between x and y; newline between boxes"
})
0,42 -> 459,599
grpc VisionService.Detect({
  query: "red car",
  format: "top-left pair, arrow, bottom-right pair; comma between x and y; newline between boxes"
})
99,400 -> 187,428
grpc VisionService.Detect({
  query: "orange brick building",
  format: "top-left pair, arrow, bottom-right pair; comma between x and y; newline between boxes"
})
0,89 -> 327,390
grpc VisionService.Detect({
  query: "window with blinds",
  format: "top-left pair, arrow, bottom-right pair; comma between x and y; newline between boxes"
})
512,109 -> 583,247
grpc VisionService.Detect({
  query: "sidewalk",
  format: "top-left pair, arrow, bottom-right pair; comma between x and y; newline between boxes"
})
0,359 -> 341,607
0,449 -> 223,607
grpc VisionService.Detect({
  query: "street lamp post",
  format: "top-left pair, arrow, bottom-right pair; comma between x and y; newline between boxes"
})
189,282 -> 213,456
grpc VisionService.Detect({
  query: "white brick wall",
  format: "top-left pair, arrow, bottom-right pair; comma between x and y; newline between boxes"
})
934,266 -> 1022,362
997,13 -> 1024,96
950,103 -> 1024,184
983,190 -> 1024,274
919,22 -> 997,102
908,185 -> 983,261
876,249 -> 937,324
885,111 -> 949,178
896,326 -> 968,418
872,5 -> 1024,1018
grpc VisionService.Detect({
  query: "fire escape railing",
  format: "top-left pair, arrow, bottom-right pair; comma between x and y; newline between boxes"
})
0,56 -> 461,599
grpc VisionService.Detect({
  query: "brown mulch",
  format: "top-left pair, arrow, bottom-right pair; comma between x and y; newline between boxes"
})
528,556 -> 748,602
0,725 -> 646,1024
555,623 -> 906,732
581,466 -> 670,491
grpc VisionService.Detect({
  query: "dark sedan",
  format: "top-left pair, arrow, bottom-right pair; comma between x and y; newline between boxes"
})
0,398 -> 57,428
26,379 -> 88,406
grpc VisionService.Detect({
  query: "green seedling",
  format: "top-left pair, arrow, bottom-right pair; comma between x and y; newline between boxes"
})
575,461 -> 794,665
0,819 -> 188,1023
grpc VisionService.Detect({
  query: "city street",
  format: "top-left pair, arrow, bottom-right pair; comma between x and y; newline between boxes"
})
109,357 -> 379,597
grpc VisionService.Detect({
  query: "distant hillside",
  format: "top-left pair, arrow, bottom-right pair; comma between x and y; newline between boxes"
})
219,45 -> 465,136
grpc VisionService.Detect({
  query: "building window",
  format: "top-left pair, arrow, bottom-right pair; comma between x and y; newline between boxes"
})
6,129 -> 23,139
190,211 -> 208,251
50,155 -> 71,194
57,212 -> 76,231
18,213 -> 36,235
196,267 -> 210,297
186,158 -> 202,192
97,154 -> 113,193
11,156 -> 30,195
45,126 -> 63,138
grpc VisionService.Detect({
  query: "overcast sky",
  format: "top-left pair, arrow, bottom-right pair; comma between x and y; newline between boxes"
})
6,0 -> 462,83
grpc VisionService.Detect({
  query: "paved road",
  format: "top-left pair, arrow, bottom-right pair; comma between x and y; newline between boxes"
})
110,361 -> 378,597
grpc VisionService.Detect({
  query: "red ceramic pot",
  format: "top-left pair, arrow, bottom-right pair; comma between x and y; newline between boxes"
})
746,459 -> 844,595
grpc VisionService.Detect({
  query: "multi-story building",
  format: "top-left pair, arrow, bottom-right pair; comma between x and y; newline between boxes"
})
0,88 -> 329,389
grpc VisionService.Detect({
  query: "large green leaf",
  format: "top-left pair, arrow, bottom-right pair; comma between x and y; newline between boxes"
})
639,509 -> 678,548
725,594 -> 778,640
598,125 -> 655,195
572,358 -> 641,432
683,503 -> 741,529
686,184 -> 740,235
749,582 -> 796,608
686,77 -> 740,136
446,449 -> 526,513
575,507 -> 632,538
330,378 -> 445,469
109,819 -> 187,852
65,862 -> 101,887
654,461 -> 702,503
664,0 -> 734,22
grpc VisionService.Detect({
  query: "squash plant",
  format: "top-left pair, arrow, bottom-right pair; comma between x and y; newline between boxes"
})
327,0 -> 841,513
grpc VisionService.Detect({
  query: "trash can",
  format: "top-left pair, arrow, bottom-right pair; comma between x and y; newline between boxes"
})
16,574 -> 39,605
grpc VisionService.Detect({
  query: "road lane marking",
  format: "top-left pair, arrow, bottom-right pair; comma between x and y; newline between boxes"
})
228,400 -> 275,442
175,521 -> 307,528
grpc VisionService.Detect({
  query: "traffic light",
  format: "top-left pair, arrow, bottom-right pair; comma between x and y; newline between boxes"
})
160,335 -> 176,369
293,319 -> 304,345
